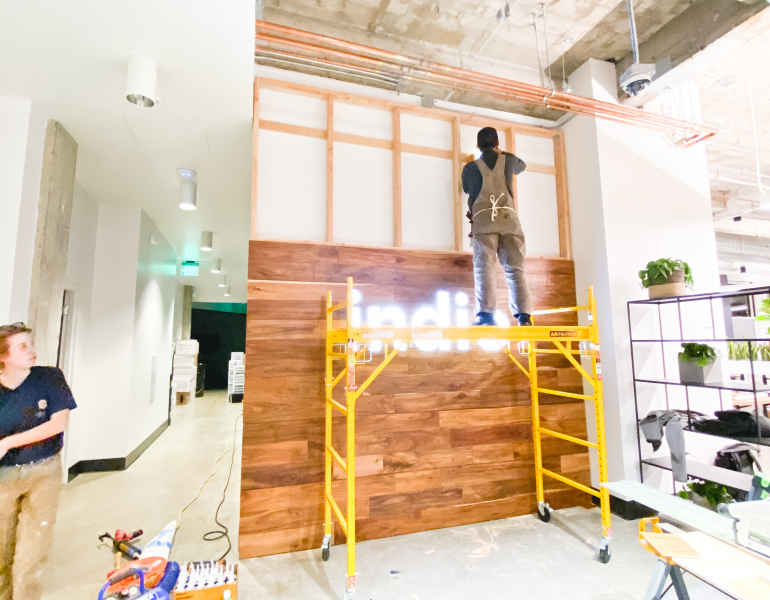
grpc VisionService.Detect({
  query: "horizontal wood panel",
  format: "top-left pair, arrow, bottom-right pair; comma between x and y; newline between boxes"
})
240,239 -> 589,558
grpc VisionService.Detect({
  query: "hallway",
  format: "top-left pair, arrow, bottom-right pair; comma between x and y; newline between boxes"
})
43,390 -> 242,600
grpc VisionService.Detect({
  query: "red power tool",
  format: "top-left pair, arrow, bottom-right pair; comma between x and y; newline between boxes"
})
99,529 -> 144,570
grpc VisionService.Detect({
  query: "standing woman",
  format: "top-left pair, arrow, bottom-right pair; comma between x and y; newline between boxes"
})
0,322 -> 77,600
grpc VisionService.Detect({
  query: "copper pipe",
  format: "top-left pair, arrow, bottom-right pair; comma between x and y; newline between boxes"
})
255,31 -> 713,137
254,22 -> 718,145
256,21 -> 706,124
256,46 -> 713,145
257,40 -> 714,146
256,49 -> 398,81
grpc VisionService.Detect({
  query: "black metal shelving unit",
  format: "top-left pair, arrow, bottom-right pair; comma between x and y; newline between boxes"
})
628,285 -> 770,491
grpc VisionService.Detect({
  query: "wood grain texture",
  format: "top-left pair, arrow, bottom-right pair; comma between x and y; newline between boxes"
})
240,239 -> 590,558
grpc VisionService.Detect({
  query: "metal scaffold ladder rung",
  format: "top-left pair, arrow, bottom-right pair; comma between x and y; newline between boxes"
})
327,444 -> 347,471
324,278 -> 614,593
537,387 -> 594,401
328,398 -> 347,415
539,427 -> 598,449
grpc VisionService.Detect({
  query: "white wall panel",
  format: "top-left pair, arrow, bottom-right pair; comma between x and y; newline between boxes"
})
401,114 -> 452,150
259,88 -> 326,129
516,171 -> 560,257
256,129 -> 326,242
334,142 -> 392,246
334,102 -> 392,140
402,154 -> 454,251
515,134 -> 555,166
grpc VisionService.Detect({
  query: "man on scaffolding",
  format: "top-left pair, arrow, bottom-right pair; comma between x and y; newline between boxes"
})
462,126 -> 533,326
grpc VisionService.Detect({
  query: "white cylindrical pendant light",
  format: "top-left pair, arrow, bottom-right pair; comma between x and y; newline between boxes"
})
200,231 -> 213,252
223,286 -> 231,297
179,178 -> 197,210
218,275 -> 227,288
211,258 -> 222,273
126,54 -> 157,107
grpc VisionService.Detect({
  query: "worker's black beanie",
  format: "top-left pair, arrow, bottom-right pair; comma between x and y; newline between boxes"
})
477,127 -> 499,150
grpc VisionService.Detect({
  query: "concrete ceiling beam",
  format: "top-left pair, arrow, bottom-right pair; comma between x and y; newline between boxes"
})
614,0 -> 769,91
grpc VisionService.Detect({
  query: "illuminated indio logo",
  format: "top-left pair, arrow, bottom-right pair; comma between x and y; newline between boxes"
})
351,289 -> 510,353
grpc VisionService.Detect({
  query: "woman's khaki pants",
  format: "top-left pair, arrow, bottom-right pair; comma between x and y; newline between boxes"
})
0,455 -> 62,600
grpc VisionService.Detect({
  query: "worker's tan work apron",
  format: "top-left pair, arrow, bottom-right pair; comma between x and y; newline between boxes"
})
470,154 -> 533,316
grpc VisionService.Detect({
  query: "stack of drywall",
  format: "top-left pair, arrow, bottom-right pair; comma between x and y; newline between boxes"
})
173,340 -> 199,404
228,352 -> 245,402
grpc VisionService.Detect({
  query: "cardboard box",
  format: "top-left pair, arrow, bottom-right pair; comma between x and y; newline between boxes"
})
175,340 -> 199,355
173,377 -> 196,393
173,583 -> 236,600
173,563 -> 237,599
174,355 -> 197,368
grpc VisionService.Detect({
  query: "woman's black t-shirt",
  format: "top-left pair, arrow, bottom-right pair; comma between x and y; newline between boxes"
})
0,366 -> 77,467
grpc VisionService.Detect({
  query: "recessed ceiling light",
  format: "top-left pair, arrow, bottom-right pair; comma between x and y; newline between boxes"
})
200,231 -> 213,252
224,285 -> 231,297
126,54 -> 157,108
179,174 -> 197,210
219,275 -> 227,288
212,258 -> 222,273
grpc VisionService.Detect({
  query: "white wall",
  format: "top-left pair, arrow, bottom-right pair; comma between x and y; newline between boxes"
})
64,202 -> 177,464
0,97 -> 46,324
128,210 -> 177,453
253,66 -> 563,257
62,184 -> 99,469
563,59 -> 719,484
80,204 -> 142,459
62,199 -> 178,467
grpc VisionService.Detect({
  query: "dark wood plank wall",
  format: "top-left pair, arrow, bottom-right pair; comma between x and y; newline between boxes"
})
240,240 -> 592,558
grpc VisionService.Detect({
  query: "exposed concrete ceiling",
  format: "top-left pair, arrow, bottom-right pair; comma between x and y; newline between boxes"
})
260,0 -> 767,117
694,10 -> 770,226
260,0 -> 659,118
0,1 -> 254,303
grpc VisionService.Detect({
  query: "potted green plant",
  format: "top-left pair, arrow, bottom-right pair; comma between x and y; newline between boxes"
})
679,342 -> 721,385
756,298 -> 770,333
638,258 -> 693,299
678,480 -> 734,511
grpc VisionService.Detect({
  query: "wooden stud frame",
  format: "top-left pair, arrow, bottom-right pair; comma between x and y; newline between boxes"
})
251,76 -> 572,259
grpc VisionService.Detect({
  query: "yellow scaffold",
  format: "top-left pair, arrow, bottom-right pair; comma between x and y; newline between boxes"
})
322,277 -> 611,598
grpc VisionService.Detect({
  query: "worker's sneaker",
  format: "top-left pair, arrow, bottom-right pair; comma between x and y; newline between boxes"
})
517,313 -> 533,326
472,312 -> 495,326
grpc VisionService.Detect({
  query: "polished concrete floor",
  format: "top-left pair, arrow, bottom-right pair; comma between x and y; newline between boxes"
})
43,389 -> 243,600
43,391 -> 728,600
238,507 -> 729,600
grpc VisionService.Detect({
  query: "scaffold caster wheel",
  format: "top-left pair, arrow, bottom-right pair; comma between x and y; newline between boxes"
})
321,534 -> 331,562
537,502 -> 551,523
598,539 -> 611,564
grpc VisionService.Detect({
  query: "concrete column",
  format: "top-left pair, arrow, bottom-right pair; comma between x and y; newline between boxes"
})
181,285 -> 194,340
0,98 -> 47,325
26,121 -> 78,365
561,60 -> 719,483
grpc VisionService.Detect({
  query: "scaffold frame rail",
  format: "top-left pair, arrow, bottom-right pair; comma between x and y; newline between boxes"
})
322,277 -> 611,598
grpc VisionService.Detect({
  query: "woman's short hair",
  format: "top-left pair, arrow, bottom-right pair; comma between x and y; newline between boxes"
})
0,322 -> 32,369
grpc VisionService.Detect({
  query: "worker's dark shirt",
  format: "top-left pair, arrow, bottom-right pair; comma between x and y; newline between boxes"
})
0,367 -> 76,467
462,150 -> 527,209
